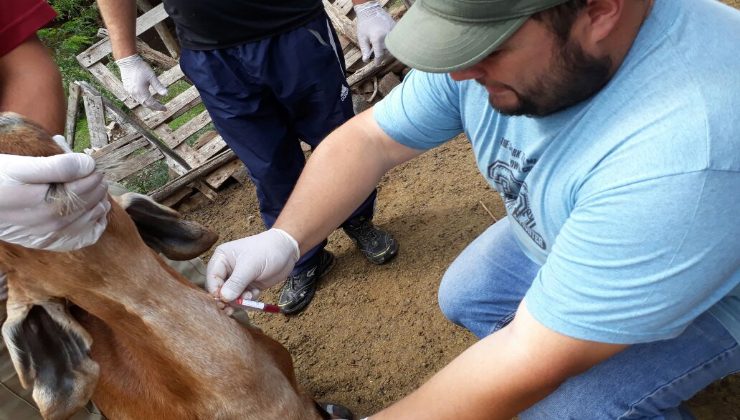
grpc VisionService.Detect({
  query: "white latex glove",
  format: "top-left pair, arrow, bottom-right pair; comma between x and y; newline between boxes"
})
116,54 -> 168,111
206,228 -> 300,302
354,0 -> 396,65
0,153 -> 110,251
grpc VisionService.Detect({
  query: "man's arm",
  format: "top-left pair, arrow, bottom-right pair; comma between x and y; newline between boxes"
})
97,0 -> 167,110
275,109 -> 422,254
207,109 -> 422,300
371,301 -> 627,420
0,35 -> 64,134
96,0 -> 137,60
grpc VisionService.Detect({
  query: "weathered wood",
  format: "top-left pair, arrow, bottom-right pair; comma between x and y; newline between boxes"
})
159,109 -> 211,148
133,85 -> 200,128
150,150 -> 236,202
196,134 -> 227,160
136,39 -> 178,68
204,157 -> 242,189
172,143 -> 206,168
91,132 -> 141,158
347,58 -> 399,86
231,165 -> 250,186
324,1 -> 358,44
136,0 -> 180,58
193,130 -> 218,150
64,82 -> 81,147
87,62 -> 129,102
96,138 -> 149,169
82,90 -> 108,148
160,186 -> 193,208
77,82 -> 192,171
378,72 -> 401,96
106,148 -> 163,181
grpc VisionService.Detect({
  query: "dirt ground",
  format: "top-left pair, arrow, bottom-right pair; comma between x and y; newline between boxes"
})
180,136 -> 738,419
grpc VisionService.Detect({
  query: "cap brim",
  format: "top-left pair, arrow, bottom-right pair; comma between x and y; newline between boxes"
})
386,4 -> 528,73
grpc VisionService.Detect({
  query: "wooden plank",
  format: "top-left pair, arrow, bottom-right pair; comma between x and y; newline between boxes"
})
160,186 -> 193,208
204,157 -> 241,189
105,148 -> 163,181
76,3 -> 170,67
87,62 -> 129,102
64,82 -> 81,147
133,85 -> 200,128
161,111 -> 211,148
193,182 -> 218,201
324,1 -> 358,44
78,81 -> 192,171
150,150 -> 236,202
137,0 -> 180,58
196,134 -> 227,160
347,58 -> 399,86
136,39 -> 178,68
344,47 -> 363,70
334,0 -> 354,16
96,138 -> 149,169
91,132 -> 142,158
231,164 -> 250,186
172,143 -> 206,168
82,91 -> 108,148
192,130 -> 218,149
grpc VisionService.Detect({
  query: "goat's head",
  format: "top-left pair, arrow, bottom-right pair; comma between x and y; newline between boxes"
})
0,112 -> 218,419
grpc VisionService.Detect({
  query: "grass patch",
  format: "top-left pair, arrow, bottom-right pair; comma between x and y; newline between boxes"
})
121,160 -> 170,194
73,118 -> 91,152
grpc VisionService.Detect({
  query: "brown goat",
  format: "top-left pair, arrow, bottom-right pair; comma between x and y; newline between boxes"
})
0,113 -> 326,420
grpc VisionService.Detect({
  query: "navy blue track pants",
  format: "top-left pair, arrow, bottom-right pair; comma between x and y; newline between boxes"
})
180,12 -> 377,273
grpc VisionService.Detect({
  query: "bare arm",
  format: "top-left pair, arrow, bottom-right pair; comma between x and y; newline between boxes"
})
96,0 -> 138,60
371,301 -> 627,420
274,109 -> 423,254
0,35 -> 64,134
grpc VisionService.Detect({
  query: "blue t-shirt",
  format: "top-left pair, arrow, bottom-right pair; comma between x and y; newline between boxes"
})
374,0 -> 740,344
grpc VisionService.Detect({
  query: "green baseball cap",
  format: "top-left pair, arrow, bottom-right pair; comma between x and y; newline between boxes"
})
386,0 -> 571,73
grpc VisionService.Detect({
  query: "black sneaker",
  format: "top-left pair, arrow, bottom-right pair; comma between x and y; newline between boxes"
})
342,217 -> 398,265
316,402 -> 354,419
278,250 -> 335,315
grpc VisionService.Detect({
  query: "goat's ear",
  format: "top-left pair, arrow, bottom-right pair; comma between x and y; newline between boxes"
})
1,300 -> 99,420
115,192 -> 219,260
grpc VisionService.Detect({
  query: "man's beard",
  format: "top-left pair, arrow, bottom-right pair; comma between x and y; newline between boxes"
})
490,39 -> 612,117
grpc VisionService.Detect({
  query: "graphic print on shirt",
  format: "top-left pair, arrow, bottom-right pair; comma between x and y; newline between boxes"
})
487,138 -> 546,250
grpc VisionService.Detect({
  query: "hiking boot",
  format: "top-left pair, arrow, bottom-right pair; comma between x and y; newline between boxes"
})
342,217 -> 398,265
278,250 -> 335,315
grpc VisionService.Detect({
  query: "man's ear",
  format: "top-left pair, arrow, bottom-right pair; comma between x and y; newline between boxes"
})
576,0 -> 624,48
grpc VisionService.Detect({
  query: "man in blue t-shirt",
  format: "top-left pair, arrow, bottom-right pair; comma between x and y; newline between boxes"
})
212,0 -> 740,418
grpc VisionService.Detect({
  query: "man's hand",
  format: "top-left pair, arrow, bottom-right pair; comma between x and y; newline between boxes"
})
116,54 -> 168,111
206,228 -> 300,302
0,153 -> 110,251
354,1 -> 396,65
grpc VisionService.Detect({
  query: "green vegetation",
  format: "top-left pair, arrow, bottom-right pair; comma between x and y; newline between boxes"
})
122,160 -> 171,194
37,0 -> 101,93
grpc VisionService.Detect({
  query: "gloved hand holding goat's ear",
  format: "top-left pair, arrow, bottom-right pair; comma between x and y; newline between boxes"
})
0,152 -> 110,251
